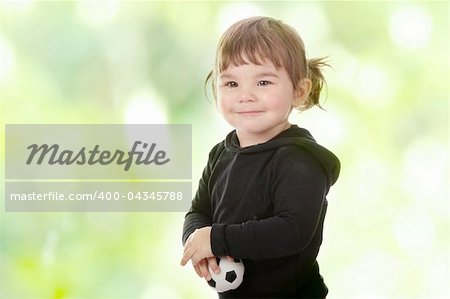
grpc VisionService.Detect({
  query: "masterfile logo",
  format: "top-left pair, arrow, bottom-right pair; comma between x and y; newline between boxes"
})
25,141 -> 170,171
5,124 -> 192,212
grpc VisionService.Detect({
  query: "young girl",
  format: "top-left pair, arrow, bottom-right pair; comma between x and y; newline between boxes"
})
180,16 -> 340,298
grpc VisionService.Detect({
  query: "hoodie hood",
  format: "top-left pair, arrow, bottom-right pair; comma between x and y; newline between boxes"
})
224,125 -> 340,187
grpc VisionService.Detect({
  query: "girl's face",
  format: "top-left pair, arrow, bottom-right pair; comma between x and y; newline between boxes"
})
217,60 -> 303,147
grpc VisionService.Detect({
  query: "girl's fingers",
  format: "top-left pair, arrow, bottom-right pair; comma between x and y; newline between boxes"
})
225,255 -> 235,262
208,256 -> 220,274
198,259 -> 211,281
180,247 -> 194,266
193,263 -> 203,278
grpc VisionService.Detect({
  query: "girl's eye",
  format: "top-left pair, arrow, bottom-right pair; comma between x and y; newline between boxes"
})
258,80 -> 271,86
226,81 -> 238,88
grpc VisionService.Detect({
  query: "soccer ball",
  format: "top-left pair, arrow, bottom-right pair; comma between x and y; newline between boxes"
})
207,257 -> 245,293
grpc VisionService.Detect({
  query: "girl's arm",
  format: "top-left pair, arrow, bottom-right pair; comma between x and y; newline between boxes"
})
181,143 -> 225,275
182,142 -> 224,244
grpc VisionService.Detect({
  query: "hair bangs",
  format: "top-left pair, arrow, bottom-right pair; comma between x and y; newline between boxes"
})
216,25 -> 287,73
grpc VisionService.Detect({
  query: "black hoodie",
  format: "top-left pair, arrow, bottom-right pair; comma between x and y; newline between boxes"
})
183,125 -> 340,298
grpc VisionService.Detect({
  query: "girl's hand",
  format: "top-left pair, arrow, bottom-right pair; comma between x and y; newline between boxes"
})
180,226 -> 213,267
193,257 -> 220,281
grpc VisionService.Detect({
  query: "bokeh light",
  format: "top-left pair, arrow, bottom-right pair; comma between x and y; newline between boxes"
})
217,2 -> 265,34
124,89 -> 167,124
389,5 -> 432,50
353,63 -> 396,109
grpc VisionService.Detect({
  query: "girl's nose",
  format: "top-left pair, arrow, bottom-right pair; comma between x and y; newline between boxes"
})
239,87 -> 256,102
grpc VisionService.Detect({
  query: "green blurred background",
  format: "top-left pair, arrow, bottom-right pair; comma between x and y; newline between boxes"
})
0,1 -> 448,298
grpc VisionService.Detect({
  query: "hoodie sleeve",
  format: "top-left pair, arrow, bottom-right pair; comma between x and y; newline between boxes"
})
211,147 -> 328,260
182,143 -> 223,245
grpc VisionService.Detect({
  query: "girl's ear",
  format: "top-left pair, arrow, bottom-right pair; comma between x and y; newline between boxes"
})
293,78 -> 312,107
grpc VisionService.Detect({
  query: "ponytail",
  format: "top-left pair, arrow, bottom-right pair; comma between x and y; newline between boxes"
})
305,57 -> 330,110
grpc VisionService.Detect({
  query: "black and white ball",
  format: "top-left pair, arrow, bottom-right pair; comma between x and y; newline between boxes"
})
207,257 -> 245,293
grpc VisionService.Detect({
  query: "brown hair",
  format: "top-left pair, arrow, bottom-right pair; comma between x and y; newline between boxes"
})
205,16 -> 329,111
